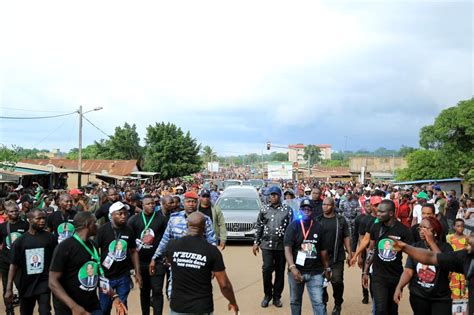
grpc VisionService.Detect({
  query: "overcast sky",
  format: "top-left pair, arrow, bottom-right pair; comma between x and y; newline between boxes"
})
0,1 -> 472,156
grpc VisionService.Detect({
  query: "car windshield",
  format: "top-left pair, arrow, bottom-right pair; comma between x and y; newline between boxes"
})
218,197 -> 260,211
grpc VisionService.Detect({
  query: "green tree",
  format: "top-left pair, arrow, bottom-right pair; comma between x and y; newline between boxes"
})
397,98 -> 474,181
201,145 -> 217,163
144,122 -> 202,179
303,145 -> 322,167
0,145 -> 19,170
398,145 -> 416,157
269,152 -> 288,162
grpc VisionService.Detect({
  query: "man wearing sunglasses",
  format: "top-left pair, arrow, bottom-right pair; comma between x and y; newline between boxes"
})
198,189 -> 227,250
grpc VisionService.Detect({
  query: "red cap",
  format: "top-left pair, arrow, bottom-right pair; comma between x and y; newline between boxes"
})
184,191 -> 199,200
370,196 -> 383,205
69,188 -> 83,195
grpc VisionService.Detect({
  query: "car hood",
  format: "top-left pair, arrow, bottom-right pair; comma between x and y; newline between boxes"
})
221,210 -> 258,223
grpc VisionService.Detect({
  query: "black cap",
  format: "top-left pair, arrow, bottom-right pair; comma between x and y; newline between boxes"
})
200,189 -> 211,197
300,199 -> 313,209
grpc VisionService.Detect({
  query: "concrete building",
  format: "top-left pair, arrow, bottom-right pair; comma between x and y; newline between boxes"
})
349,156 -> 407,182
288,143 -> 332,164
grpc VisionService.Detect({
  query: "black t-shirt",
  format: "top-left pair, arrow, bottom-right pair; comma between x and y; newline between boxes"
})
166,235 -> 225,313
198,205 -> 213,223
411,222 -> 448,244
352,214 -> 366,252
318,215 -> 349,264
50,237 -> 101,313
310,200 -> 323,219
128,211 -> 167,264
437,249 -> 474,313
406,241 -> 453,300
0,220 -> 29,266
11,230 -> 57,297
370,220 -> 413,281
95,201 -> 112,222
446,198 -> 460,221
95,222 -> 136,279
46,210 -> 77,243
284,219 -> 326,274
362,215 -> 377,235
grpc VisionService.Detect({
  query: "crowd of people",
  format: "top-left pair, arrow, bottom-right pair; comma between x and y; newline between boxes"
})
0,176 -> 472,315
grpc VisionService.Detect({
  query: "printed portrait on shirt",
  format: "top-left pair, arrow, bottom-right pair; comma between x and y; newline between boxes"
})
6,232 -> 22,250
25,248 -> 44,275
78,261 -> 99,291
140,228 -> 155,247
108,239 -> 127,261
416,263 -> 436,288
377,238 -> 397,261
58,222 -> 75,242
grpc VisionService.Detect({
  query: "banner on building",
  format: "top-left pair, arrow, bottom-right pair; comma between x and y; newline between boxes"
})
267,162 -> 292,180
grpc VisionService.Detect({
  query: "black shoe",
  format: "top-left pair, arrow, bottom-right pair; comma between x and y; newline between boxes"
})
261,296 -> 272,308
332,305 -> 341,315
362,295 -> 369,304
273,298 -> 283,308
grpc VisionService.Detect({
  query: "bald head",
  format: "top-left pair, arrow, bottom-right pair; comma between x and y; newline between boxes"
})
187,212 -> 206,236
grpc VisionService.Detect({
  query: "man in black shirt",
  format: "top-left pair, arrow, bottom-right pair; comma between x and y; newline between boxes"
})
391,231 -> 474,315
198,189 -> 227,250
128,196 -> 167,315
318,197 -> 351,315
445,190 -> 460,230
0,200 -> 29,313
363,199 -> 413,315
310,187 -> 323,218
165,212 -> 239,315
49,211 -> 127,315
96,201 -> 142,314
284,199 -> 331,315
5,208 -> 57,315
95,188 -> 120,224
46,194 -> 77,243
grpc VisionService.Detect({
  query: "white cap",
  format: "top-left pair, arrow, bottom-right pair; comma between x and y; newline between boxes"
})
304,186 -> 311,192
109,201 -> 130,214
176,185 -> 184,190
14,185 -> 24,191
364,186 -> 372,191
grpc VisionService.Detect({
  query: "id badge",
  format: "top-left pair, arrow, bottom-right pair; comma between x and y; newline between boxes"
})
296,251 -> 306,266
136,239 -> 143,252
99,276 -> 110,294
102,254 -> 115,269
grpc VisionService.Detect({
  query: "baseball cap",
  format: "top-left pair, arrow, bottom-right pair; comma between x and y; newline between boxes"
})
184,191 -> 199,200
200,189 -> 211,197
267,186 -> 282,196
300,199 -> 313,209
284,189 -> 295,197
416,191 -> 429,200
364,186 -> 372,191
14,185 -> 24,191
304,186 -> 312,192
370,196 -> 383,205
176,185 -> 184,190
69,188 -> 83,195
109,201 -> 130,214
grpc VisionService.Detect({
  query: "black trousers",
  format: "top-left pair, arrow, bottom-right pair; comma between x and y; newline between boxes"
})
20,292 -> 51,315
371,276 -> 398,315
140,265 -> 166,315
323,261 -> 344,306
409,294 -> 452,315
261,249 -> 285,299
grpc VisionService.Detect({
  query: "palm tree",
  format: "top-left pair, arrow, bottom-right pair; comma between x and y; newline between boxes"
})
202,145 -> 218,163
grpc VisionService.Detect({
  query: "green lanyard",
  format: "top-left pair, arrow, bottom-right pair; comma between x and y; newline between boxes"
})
73,234 -> 104,276
141,211 -> 156,232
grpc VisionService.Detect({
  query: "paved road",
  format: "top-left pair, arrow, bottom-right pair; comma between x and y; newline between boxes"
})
3,242 -> 411,314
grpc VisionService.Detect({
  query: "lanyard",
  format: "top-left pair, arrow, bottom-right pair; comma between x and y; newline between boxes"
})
141,211 -> 156,232
73,234 -> 104,276
300,220 -> 313,241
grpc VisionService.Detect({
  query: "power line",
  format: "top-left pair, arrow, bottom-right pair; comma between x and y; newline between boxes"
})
0,111 -> 77,120
0,106 -> 72,113
82,115 -> 111,138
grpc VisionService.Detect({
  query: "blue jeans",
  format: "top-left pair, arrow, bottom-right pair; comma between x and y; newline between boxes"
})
288,272 -> 326,315
99,275 -> 131,315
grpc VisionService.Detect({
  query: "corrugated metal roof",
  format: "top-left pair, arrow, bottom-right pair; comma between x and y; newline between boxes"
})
21,159 -> 139,176
14,162 -> 84,174
393,178 -> 463,185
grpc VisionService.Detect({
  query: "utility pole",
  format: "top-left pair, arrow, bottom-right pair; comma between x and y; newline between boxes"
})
78,105 -> 83,187
77,106 -> 103,187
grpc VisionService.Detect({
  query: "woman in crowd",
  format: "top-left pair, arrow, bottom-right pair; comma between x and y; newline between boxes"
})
394,216 -> 453,315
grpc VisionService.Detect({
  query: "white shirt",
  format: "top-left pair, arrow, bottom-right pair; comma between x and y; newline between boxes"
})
413,204 -> 439,224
